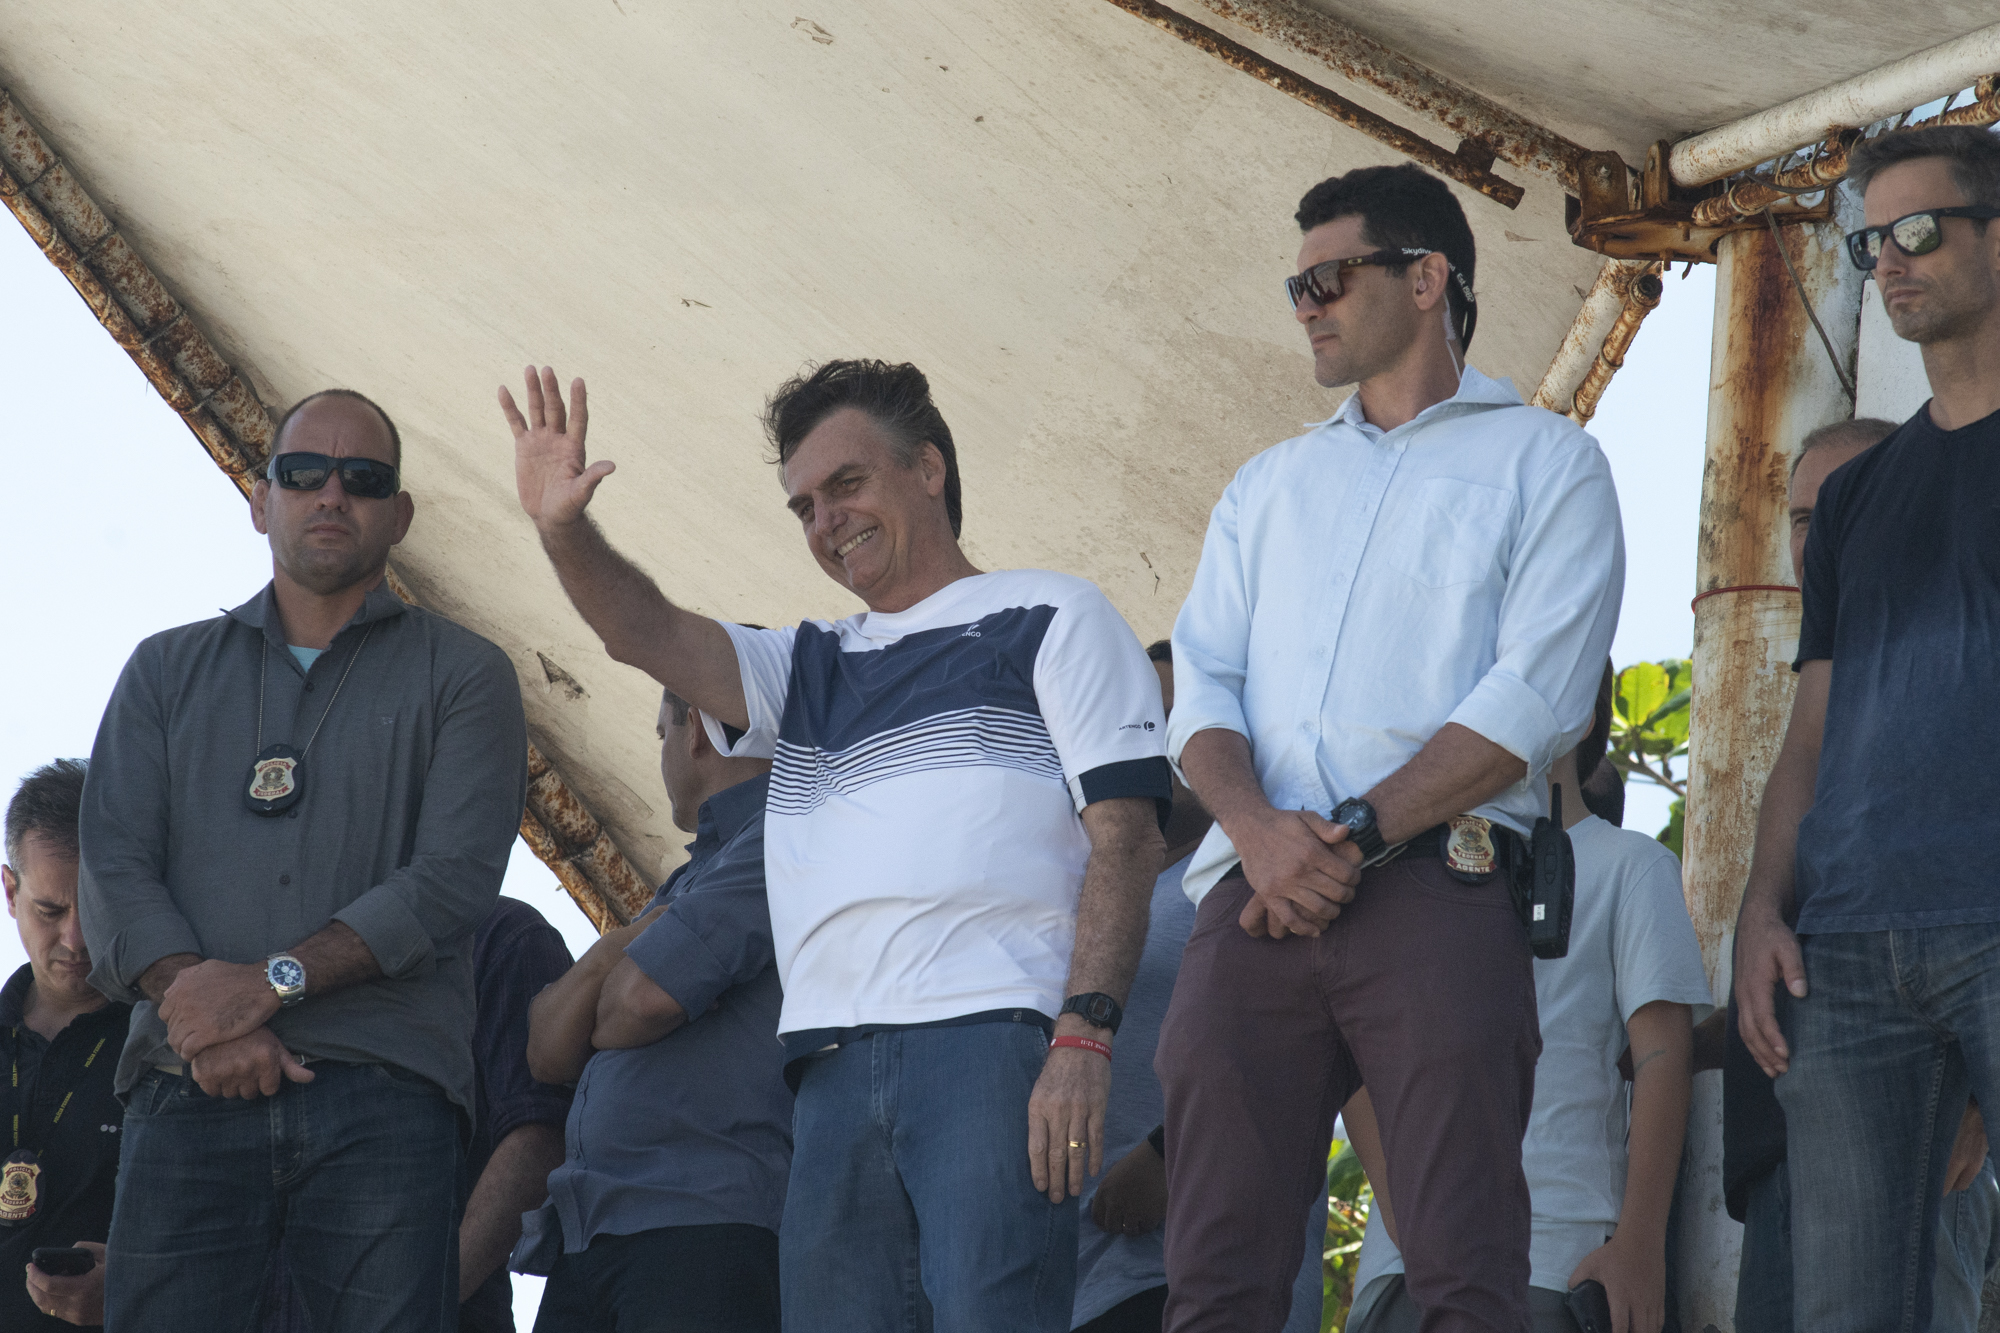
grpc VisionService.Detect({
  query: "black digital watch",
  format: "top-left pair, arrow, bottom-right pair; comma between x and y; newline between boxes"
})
1331,797 -> 1392,866
1061,992 -> 1124,1035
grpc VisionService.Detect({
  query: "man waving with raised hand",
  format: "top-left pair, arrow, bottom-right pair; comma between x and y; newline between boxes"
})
503,359 -> 1168,1333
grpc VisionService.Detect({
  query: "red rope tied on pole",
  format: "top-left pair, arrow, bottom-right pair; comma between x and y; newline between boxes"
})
1690,584 -> 1799,611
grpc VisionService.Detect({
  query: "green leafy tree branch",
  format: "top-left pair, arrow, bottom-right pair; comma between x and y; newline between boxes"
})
1608,658 -> 1691,856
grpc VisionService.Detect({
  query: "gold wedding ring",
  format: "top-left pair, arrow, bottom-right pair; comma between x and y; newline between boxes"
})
1068,1140 -> 1086,1150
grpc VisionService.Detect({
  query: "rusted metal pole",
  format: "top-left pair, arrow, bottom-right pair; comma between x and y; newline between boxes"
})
1188,0 -> 1583,191
1676,214 -> 1861,1326
1688,80 -> 2000,229
1669,24 -> 2000,185
1532,260 -> 1664,425
1096,0 -> 1525,208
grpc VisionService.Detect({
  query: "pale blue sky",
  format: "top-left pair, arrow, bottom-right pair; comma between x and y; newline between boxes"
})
0,205 -> 1710,1321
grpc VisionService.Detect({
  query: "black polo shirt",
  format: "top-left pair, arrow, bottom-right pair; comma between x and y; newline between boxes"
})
0,965 -> 132,1330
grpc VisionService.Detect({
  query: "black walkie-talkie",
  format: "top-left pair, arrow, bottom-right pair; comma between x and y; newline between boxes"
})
1524,784 -> 1575,959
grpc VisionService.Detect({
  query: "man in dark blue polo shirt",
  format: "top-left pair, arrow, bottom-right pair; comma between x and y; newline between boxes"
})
515,682 -> 788,1333
1735,124 -> 2000,1333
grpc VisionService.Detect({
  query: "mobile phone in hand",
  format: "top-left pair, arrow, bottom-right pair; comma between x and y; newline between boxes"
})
30,1246 -> 95,1277
1565,1278 -> 1612,1333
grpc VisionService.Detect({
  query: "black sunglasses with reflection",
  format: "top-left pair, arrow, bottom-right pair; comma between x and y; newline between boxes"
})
1844,206 -> 2000,272
1285,247 -> 1478,346
268,452 -> 400,500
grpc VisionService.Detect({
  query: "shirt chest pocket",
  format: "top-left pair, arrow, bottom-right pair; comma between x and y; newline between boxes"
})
1391,478 -> 1515,589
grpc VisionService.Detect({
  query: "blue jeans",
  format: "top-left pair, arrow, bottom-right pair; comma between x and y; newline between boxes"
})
779,1021 -> 1078,1332
1776,925 -> 2000,1332
1733,1158 -> 1999,1332
105,1061 -> 463,1333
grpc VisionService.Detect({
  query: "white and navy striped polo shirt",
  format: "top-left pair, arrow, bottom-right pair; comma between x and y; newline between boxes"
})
713,569 -> 1170,1049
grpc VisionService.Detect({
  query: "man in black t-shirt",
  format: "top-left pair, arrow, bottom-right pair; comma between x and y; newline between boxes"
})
2,760 -> 131,1330
1726,418 -> 1998,1331
1734,124 -> 2000,1333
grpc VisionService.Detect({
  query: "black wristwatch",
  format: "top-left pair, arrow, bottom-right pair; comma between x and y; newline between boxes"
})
1331,797 -> 1391,866
1061,992 -> 1124,1035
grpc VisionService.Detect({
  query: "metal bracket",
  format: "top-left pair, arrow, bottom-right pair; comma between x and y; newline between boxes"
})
1567,141 -> 1829,264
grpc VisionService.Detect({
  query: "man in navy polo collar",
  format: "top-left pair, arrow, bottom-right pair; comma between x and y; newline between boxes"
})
514,682 -> 786,1331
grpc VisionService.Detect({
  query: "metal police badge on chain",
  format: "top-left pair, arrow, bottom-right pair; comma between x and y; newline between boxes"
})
0,1149 -> 39,1225
245,743 -> 305,815
243,624 -> 376,818
1443,815 -> 1498,883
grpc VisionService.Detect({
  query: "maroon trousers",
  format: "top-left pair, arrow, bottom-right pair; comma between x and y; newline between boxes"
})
1155,857 -> 1540,1333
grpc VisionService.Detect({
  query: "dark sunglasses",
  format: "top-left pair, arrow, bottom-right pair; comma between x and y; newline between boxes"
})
268,452 -> 400,500
1285,248 -> 1436,310
1844,206 -> 2000,271
1285,247 -> 1479,346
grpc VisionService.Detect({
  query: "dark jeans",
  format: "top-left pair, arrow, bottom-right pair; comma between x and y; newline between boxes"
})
1733,1156 -> 2000,1333
106,1061 -> 462,1333
780,1021 -> 1078,1332
1077,1285 -> 1169,1332
1157,862 -> 1539,1333
1777,926 -> 2000,1333
532,1224 -> 780,1333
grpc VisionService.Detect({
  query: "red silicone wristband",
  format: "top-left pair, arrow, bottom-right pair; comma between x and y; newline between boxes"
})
1051,1035 -> 1112,1059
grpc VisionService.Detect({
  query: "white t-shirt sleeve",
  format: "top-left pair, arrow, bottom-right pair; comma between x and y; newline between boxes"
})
1030,583 -> 1171,813
1609,843 -> 1715,1024
705,622 -> 800,760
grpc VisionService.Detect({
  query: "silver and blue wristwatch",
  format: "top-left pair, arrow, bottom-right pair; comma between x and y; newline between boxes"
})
265,953 -> 307,1008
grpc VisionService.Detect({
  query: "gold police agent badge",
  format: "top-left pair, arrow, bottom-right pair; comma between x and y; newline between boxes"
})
243,742 -> 305,817
0,1150 -> 40,1225
251,754 -> 296,801
1443,815 -> 1498,882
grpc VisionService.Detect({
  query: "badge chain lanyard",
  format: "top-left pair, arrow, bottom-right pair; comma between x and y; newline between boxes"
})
255,622 -> 377,760
11,1031 -> 110,1148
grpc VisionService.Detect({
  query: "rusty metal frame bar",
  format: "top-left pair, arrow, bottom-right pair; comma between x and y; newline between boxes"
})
0,91 -> 272,491
1689,76 -> 2000,228
0,85 -> 640,935
1669,24 -> 2000,186
1531,259 -> 1664,425
1188,0 -> 1583,192
1098,0 -> 1525,208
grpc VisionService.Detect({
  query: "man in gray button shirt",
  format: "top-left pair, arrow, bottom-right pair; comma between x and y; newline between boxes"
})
515,681 -> 788,1333
78,390 -> 528,1333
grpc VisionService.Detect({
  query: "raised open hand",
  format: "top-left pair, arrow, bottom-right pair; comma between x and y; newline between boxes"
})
502,365 -> 612,530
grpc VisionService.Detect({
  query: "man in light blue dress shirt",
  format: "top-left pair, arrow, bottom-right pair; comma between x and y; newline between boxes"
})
1157,164 -> 1624,1333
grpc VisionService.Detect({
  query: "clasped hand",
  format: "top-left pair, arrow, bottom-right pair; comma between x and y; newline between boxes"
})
1233,808 -> 1363,939
159,959 -> 279,1061
160,961 -> 312,1099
